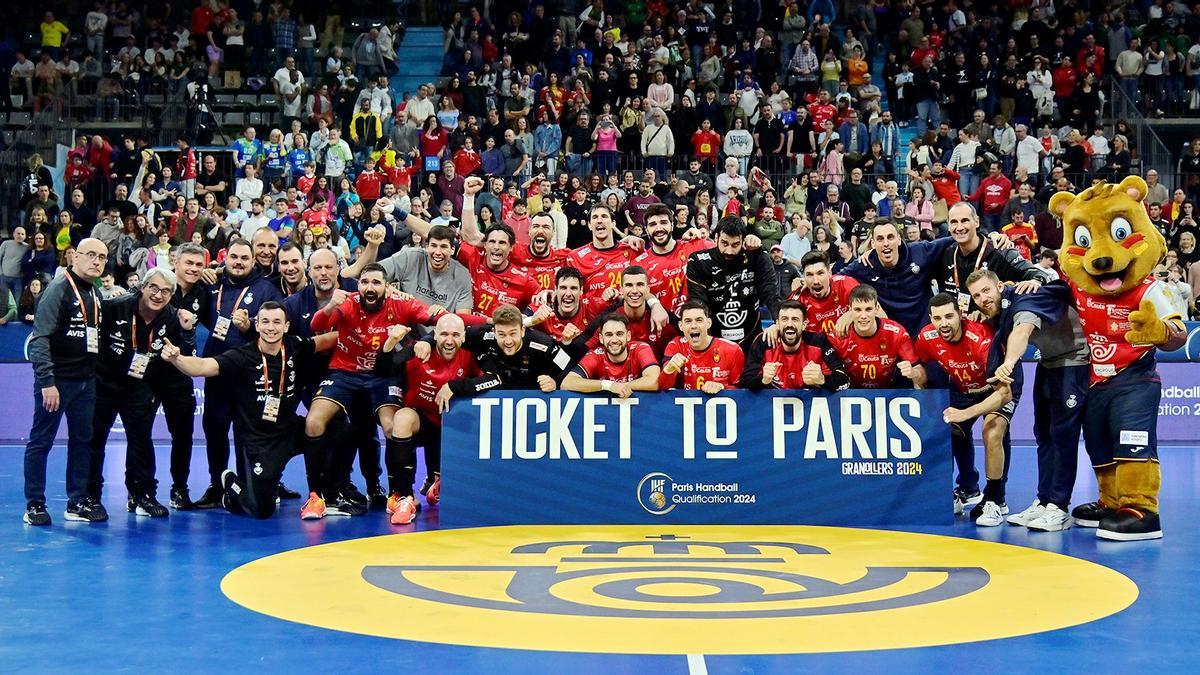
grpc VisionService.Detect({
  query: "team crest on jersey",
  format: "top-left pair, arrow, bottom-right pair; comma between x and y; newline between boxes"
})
192,299 -> 200,311
1066,394 -> 1078,409
910,263 -> 920,274
244,292 -> 254,304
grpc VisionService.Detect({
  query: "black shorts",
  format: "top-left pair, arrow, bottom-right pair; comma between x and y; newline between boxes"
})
314,370 -> 401,416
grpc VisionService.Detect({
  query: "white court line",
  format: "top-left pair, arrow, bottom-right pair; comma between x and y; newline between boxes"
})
687,653 -> 709,675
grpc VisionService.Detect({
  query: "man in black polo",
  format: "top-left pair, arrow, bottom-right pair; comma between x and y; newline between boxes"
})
161,302 -> 338,519
23,238 -> 110,525
153,243 -> 209,510
88,268 -> 196,518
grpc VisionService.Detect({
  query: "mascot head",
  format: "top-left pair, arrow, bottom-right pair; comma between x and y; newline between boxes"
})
1050,175 -> 1167,297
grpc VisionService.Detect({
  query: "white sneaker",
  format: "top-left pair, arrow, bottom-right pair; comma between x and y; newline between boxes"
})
975,501 -> 1006,527
1006,499 -> 1046,527
1027,503 -> 1073,532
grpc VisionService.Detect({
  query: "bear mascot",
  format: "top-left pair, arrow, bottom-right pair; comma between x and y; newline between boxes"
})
1049,175 -> 1187,541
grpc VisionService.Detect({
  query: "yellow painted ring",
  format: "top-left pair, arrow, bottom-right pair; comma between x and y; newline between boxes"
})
222,525 -> 1137,654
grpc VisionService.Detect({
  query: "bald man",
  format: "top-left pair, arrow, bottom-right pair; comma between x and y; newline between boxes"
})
378,312 -> 480,525
24,238 -> 110,525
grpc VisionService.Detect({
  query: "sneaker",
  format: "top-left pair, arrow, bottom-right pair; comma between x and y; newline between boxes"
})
1027,503 -> 1073,532
1096,508 -> 1163,541
326,492 -> 368,517
128,494 -> 169,518
390,495 -> 418,525
425,475 -> 441,506
221,470 -> 245,514
1071,501 -> 1116,528
973,500 -> 1008,527
1006,499 -> 1045,527
367,483 -> 388,509
953,486 -> 983,513
340,482 -> 368,506
23,502 -> 51,526
194,484 -> 224,509
300,492 -> 326,520
952,491 -> 963,515
65,498 -> 109,523
386,492 -> 403,515
169,486 -> 196,511
277,481 -> 301,500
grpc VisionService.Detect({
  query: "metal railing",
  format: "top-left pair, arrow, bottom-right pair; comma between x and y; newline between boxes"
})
0,98 -> 75,235
1107,77 -> 1176,190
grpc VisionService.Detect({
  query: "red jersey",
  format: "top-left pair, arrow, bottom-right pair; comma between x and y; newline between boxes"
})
511,243 -> 572,291
928,169 -> 961,205
691,129 -> 721,163
635,238 -> 716,314
531,304 -> 590,341
310,295 -> 433,373
456,242 -> 540,315
808,102 -> 837,130
355,170 -> 384,201
789,274 -> 859,335
1070,277 -> 1182,385
759,342 -> 836,388
1001,222 -> 1038,261
575,341 -> 659,382
914,320 -> 994,394
386,165 -> 417,191
176,148 -> 197,181
566,241 -> 640,302
453,148 -> 481,177
658,337 -> 745,390
296,175 -> 316,195
584,303 -> 680,359
831,319 -> 918,388
301,207 -> 332,235
403,348 -> 481,425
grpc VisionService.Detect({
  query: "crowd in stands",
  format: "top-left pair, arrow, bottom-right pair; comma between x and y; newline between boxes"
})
3,0 -> 1200,324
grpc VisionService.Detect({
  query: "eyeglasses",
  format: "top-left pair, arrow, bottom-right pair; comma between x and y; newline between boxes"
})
81,250 -> 108,262
144,284 -> 173,298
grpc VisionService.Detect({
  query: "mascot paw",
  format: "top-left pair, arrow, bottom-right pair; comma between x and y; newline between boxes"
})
1125,299 -> 1170,345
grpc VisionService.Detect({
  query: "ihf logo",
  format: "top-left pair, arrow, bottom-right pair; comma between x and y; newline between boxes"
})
637,472 -> 675,515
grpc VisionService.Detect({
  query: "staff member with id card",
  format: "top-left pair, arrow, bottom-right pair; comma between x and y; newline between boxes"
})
161,302 -> 337,519
87,268 -> 197,519
23,238 -> 109,526
194,240 -> 282,509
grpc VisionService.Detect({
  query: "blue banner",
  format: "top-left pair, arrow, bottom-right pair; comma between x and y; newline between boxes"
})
441,390 -> 953,528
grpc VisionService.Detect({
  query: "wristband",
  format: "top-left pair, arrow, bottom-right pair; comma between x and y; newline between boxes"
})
601,380 -> 614,392
646,296 -> 661,308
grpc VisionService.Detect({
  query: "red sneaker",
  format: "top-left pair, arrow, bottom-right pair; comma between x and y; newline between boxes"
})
390,496 -> 418,525
426,475 -> 441,506
299,492 -> 326,520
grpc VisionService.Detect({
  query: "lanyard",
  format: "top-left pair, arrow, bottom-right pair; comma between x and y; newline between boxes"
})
130,315 -> 144,352
216,284 -> 250,318
259,343 -> 286,397
953,240 -> 988,291
65,273 -> 98,326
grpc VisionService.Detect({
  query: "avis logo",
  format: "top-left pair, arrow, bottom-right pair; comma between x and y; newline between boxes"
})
638,472 -> 674,515
360,534 -> 989,619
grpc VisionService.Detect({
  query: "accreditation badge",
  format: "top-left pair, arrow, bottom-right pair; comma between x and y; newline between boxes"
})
213,315 -> 232,341
128,353 -> 151,379
262,395 -> 281,423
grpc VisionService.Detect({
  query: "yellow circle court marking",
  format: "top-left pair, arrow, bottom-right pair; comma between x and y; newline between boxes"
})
221,525 -> 1138,654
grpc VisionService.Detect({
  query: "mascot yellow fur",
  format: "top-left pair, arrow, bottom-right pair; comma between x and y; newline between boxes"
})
1049,175 -> 1187,541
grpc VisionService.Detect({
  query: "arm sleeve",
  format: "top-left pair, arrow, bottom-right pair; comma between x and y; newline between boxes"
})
754,252 -> 781,317
684,256 -> 710,308
28,281 -> 67,388
812,332 -> 851,392
738,337 -> 770,390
